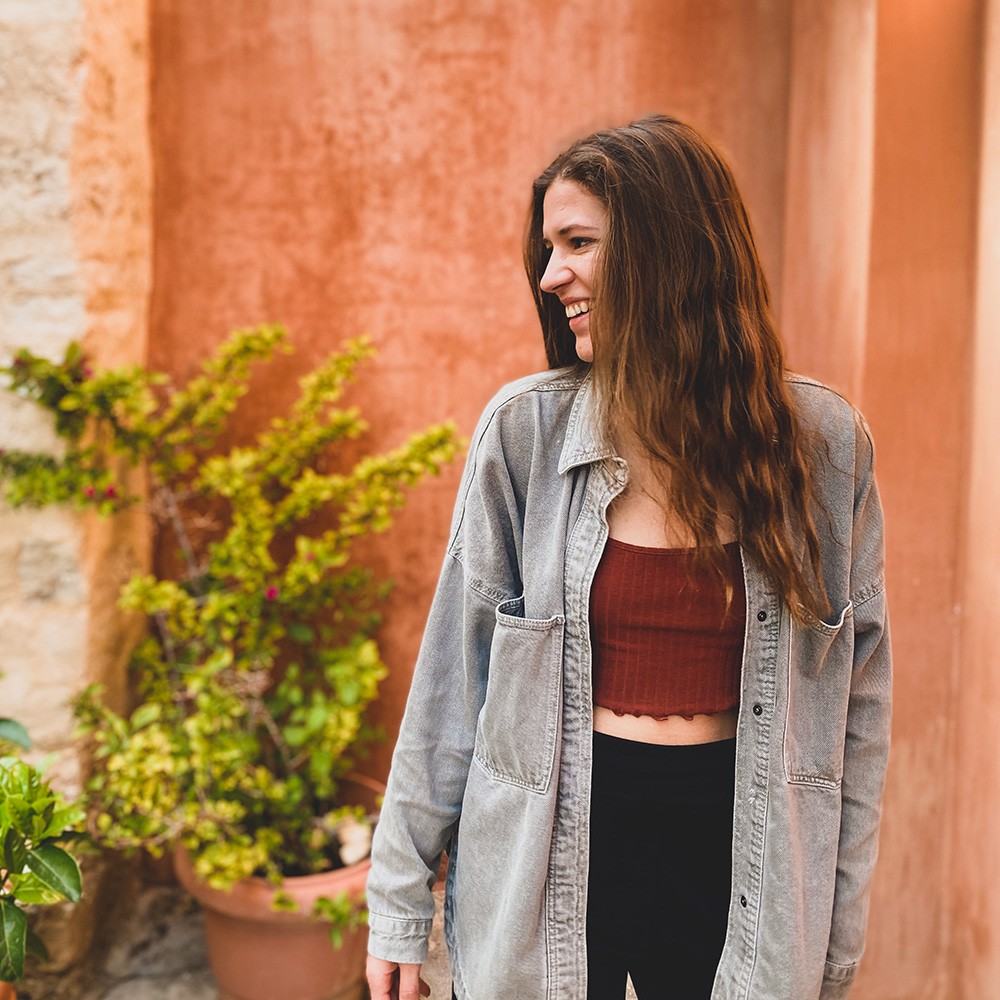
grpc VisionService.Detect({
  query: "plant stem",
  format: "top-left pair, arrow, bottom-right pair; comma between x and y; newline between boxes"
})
158,483 -> 203,592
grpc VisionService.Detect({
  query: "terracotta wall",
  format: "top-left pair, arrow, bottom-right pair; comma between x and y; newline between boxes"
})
949,0 -> 1000,994
148,0 -> 795,772
146,1 -> 997,997
855,2 -> 986,997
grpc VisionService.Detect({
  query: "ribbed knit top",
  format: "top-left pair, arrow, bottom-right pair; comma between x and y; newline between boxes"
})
590,538 -> 746,720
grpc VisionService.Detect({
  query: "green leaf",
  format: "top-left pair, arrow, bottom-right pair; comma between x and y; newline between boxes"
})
129,703 -> 161,729
0,720 -> 31,751
2,828 -> 27,877
0,897 -> 27,982
26,843 -> 82,902
9,871 -> 66,905
287,623 -> 314,644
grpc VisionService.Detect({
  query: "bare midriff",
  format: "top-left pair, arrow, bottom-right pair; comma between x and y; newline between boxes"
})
592,705 -> 739,745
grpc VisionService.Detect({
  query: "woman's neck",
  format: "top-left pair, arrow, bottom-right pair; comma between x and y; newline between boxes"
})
609,436 -> 737,548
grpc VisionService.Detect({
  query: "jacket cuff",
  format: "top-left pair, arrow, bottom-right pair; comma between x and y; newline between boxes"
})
819,960 -> 858,1000
366,912 -> 434,965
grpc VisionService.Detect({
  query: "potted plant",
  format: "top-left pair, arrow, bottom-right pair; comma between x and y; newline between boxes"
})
0,327 -> 460,1000
0,715 -> 85,997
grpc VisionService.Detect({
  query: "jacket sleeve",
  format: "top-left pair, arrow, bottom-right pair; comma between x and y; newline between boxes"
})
821,414 -> 892,999
365,400 -> 524,965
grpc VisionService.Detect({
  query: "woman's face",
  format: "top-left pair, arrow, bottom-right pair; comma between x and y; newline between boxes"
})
539,178 -> 607,363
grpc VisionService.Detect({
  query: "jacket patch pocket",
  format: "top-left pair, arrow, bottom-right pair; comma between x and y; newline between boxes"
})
783,602 -> 854,789
473,596 -> 564,793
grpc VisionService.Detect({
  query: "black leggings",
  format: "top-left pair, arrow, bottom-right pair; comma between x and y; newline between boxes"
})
586,731 -> 736,1000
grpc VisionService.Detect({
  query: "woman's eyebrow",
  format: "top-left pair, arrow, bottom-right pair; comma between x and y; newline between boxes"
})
544,222 -> 602,239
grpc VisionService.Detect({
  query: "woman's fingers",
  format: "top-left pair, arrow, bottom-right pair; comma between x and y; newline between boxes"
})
398,963 -> 431,999
366,955 -> 401,999
366,956 -> 431,1000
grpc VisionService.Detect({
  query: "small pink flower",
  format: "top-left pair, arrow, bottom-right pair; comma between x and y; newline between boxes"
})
104,485 -> 117,498
304,552 -> 315,562
265,586 -> 279,601
83,366 -> 94,378
83,485 -> 96,498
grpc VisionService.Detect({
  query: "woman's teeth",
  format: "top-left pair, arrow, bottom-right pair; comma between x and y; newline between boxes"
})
565,301 -> 590,318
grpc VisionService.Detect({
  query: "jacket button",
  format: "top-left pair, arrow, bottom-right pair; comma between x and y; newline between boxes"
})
740,895 -> 748,908
752,703 -> 763,716
757,610 -> 767,622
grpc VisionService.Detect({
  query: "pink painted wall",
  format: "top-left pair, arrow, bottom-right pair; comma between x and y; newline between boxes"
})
147,2 -> 998,996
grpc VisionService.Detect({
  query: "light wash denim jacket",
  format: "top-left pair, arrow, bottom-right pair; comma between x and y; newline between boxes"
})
367,369 -> 891,1000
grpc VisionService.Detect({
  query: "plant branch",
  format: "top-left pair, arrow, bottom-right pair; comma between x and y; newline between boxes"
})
157,484 -> 203,591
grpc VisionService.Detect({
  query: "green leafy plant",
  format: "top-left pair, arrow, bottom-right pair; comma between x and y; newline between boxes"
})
0,325 -> 459,931
0,720 -> 84,982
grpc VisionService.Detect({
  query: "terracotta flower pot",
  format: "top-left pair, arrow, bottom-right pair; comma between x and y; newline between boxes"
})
0,983 -> 16,1000
175,849 -> 370,1000
174,778 -> 382,1000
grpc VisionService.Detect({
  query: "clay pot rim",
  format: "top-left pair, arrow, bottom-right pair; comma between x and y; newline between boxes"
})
174,845 -> 371,925
172,775 -> 383,925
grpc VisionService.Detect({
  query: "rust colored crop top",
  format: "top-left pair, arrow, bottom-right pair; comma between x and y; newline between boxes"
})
590,538 -> 746,720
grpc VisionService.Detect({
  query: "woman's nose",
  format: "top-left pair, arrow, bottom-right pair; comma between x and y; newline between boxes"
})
539,253 -> 571,294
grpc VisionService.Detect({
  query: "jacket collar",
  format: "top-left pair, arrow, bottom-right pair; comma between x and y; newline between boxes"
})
557,373 -> 618,474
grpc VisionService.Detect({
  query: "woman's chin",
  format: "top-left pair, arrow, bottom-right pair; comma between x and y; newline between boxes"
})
574,336 -> 594,363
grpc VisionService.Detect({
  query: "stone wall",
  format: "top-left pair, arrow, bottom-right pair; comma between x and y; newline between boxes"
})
0,0 -> 151,773
0,0 -> 152,980
0,0 -> 92,787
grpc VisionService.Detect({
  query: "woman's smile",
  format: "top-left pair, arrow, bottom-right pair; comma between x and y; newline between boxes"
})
539,178 -> 606,363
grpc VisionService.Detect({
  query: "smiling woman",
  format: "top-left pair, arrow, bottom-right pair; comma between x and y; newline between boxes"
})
537,179 -> 606,363
364,115 -> 891,1000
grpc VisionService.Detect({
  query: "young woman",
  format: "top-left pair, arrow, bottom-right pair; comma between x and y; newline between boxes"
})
365,115 -> 891,1000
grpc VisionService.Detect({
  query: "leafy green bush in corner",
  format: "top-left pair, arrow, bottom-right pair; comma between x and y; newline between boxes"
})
0,719 -> 84,982
0,326 -> 459,913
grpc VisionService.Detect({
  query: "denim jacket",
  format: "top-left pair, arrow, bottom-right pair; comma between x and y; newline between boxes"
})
367,369 -> 891,1000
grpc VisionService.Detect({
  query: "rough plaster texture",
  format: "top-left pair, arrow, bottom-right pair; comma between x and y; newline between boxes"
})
853,3 -> 986,998
72,0 -> 153,713
145,2 -> 1000,997
948,2 -> 1000,997
780,0 -> 876,401
148,0 -> 794,783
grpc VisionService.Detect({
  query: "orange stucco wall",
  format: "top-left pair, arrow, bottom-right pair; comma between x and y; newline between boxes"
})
74,0 -> 153,713
148,0 -> 795,773
949,0 -> 1000,994
146,2 -> 998,997
856,2 -> 984,997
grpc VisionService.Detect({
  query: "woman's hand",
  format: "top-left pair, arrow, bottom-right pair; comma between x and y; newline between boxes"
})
366,955 -> 431,1000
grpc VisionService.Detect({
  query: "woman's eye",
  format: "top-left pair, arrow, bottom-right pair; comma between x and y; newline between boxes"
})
570,237 -> 594,249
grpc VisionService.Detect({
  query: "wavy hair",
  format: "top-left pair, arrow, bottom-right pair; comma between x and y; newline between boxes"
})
524,114 -> 829,621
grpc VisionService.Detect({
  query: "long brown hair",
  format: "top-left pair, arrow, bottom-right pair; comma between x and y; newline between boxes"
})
524,114 -> 829,621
